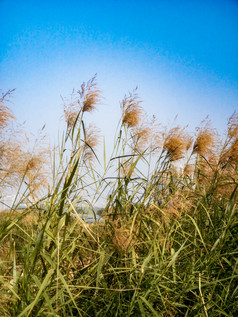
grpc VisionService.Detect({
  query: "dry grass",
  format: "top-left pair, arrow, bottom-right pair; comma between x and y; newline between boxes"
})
121,89 -> 143,128
0,89 -> 15,130
183,164 -> 195,177
132,126 -> 151,151
0,81 -> 237,316
83,123 -> 101,161
64,104 -> 79,128
192,120 -> 217,157
0,90 -> 50,200
221,134 -> 238,168
227,111 -> 238,139
81,75 -> 101,113
131,115 -> 162,153
112,225 -> 133,252
163,126 -> 191,161
64,75 -> 101,128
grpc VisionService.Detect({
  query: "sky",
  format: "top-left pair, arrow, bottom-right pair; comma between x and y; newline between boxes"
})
0,0 -> 238,151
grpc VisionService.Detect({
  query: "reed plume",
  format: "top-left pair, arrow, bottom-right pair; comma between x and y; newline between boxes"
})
23,150 -> 50,200
110,220 -> 133,252
227,111 -> 238,139
121,160 -> 135,178
0,141 -> 49,199
163,127 -> 191,161
0,89 -> 15,130
83,124 -> 100,161
0,90 -> 50,199
192,120 -> 217,157
132,125 -> 151,152
183,164 -> 194,177
0,90 -> 19,190
80,75 -> 101,113
64,75 -> 101,128
0,143 -> 21,188
131,115 -> 162,153
121,89 -> 143,128
220,112 -> 238,167
64,102 -> 79,129
228,138 -> 238,165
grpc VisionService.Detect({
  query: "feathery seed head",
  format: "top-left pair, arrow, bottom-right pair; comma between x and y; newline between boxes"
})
0,89 -> 15,131
220,113 -> 238,167
227,111 -> 238,139
131,115 -> 162,153
121,160 -> 134,178
192,121 -> 217,157
63,75 -> 101,128
183,164 -> 194,177
83,124 -> 100,161
64,104 -> 78,128
121,89 -> 143,128
132,125 -> 151,152
80,75 -> 101,113
163,127 -> 191,161
224,137 -> 238,166
112,225 -> 132,252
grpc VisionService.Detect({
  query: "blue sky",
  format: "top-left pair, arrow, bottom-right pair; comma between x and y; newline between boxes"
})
0,0 -> 237,148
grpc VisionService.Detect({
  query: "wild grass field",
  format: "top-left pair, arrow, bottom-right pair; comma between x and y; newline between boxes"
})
0,78 -> 237,316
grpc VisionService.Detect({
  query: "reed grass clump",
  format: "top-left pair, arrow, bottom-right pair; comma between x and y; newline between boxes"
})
0,79 -> 237,316
0,90 -> 49,200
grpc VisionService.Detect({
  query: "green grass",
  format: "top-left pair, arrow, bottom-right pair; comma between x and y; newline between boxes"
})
0,80 -> 237,316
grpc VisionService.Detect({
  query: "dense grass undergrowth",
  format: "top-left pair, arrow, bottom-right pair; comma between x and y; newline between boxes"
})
0,78 -> 237,316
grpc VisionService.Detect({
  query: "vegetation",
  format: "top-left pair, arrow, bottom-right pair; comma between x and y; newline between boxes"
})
0,77 -> 237,316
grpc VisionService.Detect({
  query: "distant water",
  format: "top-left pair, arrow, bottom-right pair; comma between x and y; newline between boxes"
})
0,200 -> 104,223
81,213 -> 102,223
76,207 -> 103,223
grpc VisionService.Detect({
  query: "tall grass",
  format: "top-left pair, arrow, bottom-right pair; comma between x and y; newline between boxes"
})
0,78 -> 237,316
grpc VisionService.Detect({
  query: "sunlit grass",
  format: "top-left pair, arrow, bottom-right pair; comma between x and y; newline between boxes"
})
0,78 -> 237,316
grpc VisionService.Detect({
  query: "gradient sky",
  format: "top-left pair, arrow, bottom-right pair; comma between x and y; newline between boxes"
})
0,0 -> 238,150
